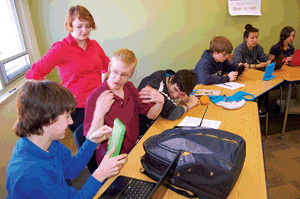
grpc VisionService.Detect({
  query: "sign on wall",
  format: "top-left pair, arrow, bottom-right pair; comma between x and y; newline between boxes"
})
228,0 -> 262,16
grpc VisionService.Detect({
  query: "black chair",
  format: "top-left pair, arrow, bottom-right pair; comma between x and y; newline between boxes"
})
74,123 -> 98,174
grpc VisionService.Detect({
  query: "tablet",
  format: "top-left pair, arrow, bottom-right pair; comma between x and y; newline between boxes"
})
262,62 -> 276,81
106,118 -> 126,157
237,65 -> 245,77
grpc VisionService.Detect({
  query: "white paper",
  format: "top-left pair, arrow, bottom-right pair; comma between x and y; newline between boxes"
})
178,116 -> 222,129
215,82 -> 245,90
228,0 -> 262,16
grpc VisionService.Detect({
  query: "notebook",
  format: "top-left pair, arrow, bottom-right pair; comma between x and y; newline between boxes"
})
262,62 -> 276,81
290,49 -> 300,66
106,118 -> 126,157
99,150 -> 182,199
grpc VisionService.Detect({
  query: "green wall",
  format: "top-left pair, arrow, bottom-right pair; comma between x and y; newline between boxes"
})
27,0 -> 300,86
1,0 -> 299,197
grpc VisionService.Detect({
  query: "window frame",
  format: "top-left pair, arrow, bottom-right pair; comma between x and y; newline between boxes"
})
0,0 -> 41,104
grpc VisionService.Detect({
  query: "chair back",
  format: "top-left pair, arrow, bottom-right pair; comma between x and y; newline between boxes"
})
74,123 -> 98,174
228,54 -> 233,63
74,123 -> 85,149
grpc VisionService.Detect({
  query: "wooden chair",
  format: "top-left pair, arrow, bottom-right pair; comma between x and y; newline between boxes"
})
228,54 -> 233,63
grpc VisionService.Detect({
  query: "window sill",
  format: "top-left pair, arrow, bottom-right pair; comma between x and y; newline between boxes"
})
0,76 -> 27,106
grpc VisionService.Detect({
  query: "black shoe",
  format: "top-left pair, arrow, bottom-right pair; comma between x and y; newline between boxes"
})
259,109 -> 266,117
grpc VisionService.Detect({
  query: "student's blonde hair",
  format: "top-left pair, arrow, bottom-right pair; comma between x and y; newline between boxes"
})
112,49 -> 138,71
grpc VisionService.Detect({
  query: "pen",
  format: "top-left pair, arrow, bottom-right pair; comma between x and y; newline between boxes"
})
223,83 -> 232,87
9,88 -> 16,93
198,105 -> 209,127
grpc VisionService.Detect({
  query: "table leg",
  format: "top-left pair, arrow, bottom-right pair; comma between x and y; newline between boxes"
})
280,83 -> 292,140
280,85 -> 284,114
265,92 -> 269,141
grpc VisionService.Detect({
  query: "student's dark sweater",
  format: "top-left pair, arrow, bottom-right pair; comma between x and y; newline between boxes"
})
193,50 -> 238,85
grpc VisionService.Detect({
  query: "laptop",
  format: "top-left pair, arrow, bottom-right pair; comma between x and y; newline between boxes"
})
256,56 -> 284,71
99,150 -> 182,199
262,62 -> 276,81
290,49 -> 300,66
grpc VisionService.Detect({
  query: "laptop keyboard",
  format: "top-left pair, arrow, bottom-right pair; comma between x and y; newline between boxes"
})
122,178 -> 155,199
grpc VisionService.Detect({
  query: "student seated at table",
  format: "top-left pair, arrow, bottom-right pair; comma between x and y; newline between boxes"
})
232,24 -> 271,69
6,80 -> 127,199
269,26 -> 300,107
269,26 -> 295,65
193,36 -> 238,85
84,48 -> 164,165
137,69 -> 199,135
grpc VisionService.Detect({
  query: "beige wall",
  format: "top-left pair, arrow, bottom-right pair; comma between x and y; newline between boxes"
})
1,0 -> 299,197
0,93 -> 19,197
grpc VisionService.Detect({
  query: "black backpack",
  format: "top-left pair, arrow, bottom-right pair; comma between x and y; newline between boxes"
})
140,127 -> 246,199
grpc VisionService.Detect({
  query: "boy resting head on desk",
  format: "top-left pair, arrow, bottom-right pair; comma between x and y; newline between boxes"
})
6,80 -> 127,199
193,36 -> 242,85
137,69 -> 199,135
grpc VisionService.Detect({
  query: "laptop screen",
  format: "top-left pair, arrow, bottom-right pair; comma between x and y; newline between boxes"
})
146,150 -> 182,199
290,49 -> 300,66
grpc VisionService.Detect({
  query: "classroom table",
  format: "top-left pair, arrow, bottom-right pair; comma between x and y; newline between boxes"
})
194,68 -> 284,137
93,101 -> 268,199
272,64 -> 300,139
194,68 -> 283,98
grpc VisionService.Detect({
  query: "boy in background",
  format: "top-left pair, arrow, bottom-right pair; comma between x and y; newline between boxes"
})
193,36 -> 239,85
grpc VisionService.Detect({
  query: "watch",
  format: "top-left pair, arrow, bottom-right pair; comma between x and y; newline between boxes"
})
183,104 -> 189,112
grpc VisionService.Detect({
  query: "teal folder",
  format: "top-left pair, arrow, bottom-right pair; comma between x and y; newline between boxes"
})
106,118 -> 126,157
262,62 -> 276,81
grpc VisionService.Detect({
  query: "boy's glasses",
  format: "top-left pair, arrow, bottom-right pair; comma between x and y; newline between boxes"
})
110,69 -> 130,79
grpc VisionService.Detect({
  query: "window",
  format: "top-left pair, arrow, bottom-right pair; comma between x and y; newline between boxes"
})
0,0 -> 31,91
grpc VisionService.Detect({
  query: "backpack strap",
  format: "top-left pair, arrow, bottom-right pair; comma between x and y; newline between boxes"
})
226,91 -> 255,102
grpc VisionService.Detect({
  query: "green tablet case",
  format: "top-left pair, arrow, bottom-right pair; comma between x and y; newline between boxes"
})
106,118 -> 126,157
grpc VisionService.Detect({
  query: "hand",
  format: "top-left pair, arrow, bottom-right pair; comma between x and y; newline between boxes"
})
244,63 -> 249,69
139,85 -> 164,104
228,71 -> 238,81
94,90 -> 115,118
185,95 -> 199,109
92,147 -> 128,182
238,62 -> 244,67
88,125 -> 112,144
238,63 -> 248,71
181,95 -> 190,103
286,56 -> 293,62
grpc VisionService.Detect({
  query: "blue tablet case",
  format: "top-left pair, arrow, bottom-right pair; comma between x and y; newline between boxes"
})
262,62 -> 276,81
